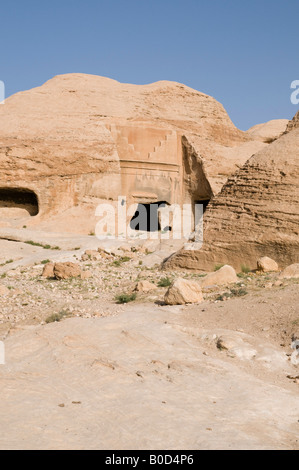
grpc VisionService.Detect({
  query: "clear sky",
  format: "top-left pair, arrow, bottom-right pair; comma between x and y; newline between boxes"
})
1,0 -> 298,130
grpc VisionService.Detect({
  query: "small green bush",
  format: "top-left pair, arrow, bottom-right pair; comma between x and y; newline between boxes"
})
241,264 -> 251,274
214,264 -> 224,271
230,287 -> 248,297
112,256 -> 131,267
216,287 -> 248,301
45,309 -> 70,324
25,241 -> 61,250
115,293 -> 136,304
120,256 -> 131,263
158,277 -> 172,287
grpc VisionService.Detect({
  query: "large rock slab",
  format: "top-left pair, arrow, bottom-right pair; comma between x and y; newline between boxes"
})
164,121 -> 299,272
164,278 -> 203,305
0,306 -> 298,450
200,265 -> 238,288
279,263 -> 299,279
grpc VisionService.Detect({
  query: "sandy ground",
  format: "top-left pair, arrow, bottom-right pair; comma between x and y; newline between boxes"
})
0,232 -> 298,450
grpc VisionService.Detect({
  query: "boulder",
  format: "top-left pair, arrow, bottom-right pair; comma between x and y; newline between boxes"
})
135,280 -> 157,293
81,250 -> 101,261
279,263 -> 299,279
164,278 -> 203,305
53,262 -> 82,280
42,262 -> 55,278
257,257 -> 279,272
200,265 -> 238,288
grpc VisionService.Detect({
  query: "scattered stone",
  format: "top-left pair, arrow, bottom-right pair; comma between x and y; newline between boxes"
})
257,257 -> 279,272
97,248 -> 112,259
279,263 -> 299,279
217,335 -> 257,360
0,285 -> 9,296
119,245 -> 132,253
200,265 -> 238,288
216,336 -> 238,351
53,262 -> 82,280
164,278 -> 203,305
264,282 -> 273,289
135,280 -> 157,293
81,270 -> 92,280
42,262 -> 55,278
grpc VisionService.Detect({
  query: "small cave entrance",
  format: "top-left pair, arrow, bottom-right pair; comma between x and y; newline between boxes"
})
194,199 -> 210,214
0,188 -> 39,217
130,201 -> 171,232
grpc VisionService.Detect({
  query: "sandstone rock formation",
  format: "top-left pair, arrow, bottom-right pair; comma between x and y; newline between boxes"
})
53,262 -> 82,280
279,263 -> 299,279
0,73 -> 271,234
164,121 -> 299,272
200,265 -> 238,288
164,278 -> 203,305
42,262 -> 55,278
257,257 -> 279,273
286,110 -> 299,133
247,119 -> 288,142
135,280 -> 157,293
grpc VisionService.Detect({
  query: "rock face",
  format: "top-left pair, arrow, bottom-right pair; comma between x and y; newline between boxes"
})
164,278 -> 203,305
286,111 -> 299,133
164,124 -> 299,272
257,257 -> 279,273
0,73 -> 269,234
200,265 -> 238,288
247,119 -> 288,142
53,262 -> 82,280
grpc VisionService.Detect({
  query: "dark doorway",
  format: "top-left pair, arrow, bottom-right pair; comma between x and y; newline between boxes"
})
195,199 -> 210,214
130,201 -> 170,232
0,188 -> 39,216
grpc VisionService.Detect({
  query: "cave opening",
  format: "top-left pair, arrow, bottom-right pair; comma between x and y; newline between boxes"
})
130,201 -> 171,232
194,199 -> 210,214
0,188 -> 39,217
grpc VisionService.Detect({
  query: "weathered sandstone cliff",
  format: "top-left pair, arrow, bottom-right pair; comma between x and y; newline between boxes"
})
0,73 -> 269,233
164,122 -> 299,271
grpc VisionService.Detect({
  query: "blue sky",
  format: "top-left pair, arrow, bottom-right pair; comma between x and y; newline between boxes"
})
1,0 -> 298,129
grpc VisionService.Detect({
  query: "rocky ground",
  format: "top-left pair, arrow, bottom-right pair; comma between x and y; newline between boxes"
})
0,233 -> 298,450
